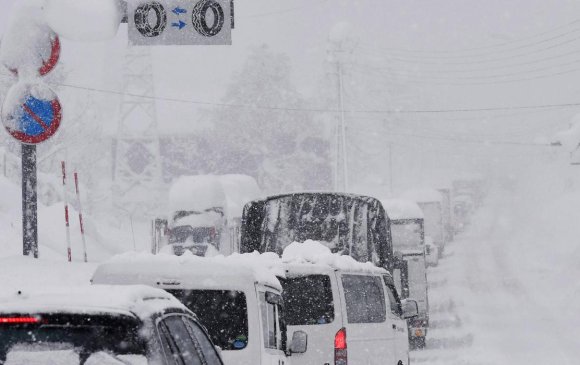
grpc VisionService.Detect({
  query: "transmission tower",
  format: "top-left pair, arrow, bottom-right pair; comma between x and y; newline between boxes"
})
113,47 -> 163,217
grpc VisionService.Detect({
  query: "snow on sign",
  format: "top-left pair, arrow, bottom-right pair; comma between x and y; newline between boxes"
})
127,0 -> 233,46
1,84 -> 62,145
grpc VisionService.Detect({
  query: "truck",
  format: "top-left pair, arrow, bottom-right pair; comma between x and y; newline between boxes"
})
153,174 -> 261,256
240,192 -> 395,271
401,188 -> 446,257
382,199 -> 430,349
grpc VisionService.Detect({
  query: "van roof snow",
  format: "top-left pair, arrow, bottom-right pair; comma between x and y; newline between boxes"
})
93,251 -> 283,291
281,240 -> 387,274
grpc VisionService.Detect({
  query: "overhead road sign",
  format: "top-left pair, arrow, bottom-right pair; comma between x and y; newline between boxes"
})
1,84 -> 62,145
127,0 -> 233,46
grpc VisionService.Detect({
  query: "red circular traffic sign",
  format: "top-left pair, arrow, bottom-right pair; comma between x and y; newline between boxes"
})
1,84 -> 62,145
9,34 -> 61,77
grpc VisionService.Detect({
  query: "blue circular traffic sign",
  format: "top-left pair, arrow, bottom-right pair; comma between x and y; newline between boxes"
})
1,84 -> 62,145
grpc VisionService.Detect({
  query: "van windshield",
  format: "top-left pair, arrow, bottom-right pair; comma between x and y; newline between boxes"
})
167,290 -> 248,351
281,275 -> 334,325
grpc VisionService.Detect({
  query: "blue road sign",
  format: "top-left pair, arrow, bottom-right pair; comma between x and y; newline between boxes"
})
1,84 -> 62,145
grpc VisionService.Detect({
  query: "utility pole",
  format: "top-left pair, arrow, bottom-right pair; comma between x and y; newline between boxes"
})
388,143 -> 393,195
334,56 -> 348,192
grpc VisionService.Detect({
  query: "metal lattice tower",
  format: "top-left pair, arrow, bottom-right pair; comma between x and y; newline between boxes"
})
113,47 -> 163,217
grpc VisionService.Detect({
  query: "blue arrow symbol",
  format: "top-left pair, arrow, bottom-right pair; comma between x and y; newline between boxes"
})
171,20 -> 186,30
172,7 -> 187,15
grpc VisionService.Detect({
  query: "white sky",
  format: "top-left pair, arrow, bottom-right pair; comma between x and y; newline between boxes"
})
2,0 -> 580,187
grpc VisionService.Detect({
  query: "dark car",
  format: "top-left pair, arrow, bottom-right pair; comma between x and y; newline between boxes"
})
0,285 -> 223,365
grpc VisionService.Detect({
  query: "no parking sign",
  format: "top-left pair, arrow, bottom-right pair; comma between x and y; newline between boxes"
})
1,83 -> 62,144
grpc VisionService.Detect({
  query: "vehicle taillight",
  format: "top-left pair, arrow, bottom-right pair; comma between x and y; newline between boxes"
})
334,327 -> 347,365
0,317 -> 39,324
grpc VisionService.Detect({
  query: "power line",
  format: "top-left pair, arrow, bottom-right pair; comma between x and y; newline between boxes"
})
2,73 -> 580,115
348,60 -> 580,86
353,48 -> 580,75
355,33 -> 580,66
357,19 -> 580,58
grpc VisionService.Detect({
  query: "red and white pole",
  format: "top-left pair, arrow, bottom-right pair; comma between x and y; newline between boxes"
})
61,161 -> 72,262
74,172 -> 88,263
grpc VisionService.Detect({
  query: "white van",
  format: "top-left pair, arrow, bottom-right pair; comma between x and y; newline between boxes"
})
91,253 -> 304,365
280,246 -> 418,365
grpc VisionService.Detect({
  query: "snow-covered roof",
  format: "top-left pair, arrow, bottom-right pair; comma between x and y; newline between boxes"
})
92,251 -> 283,291
219,174 -> 261,218
281,240 -> 386,275
400,188 -> 443,203
0,285 -> 184,321
381,199 -> 424,220
169,175 -> 226,213
168,174 -> 261,219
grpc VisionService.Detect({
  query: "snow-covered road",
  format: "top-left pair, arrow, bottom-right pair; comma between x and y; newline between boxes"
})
412,188 -> 580,364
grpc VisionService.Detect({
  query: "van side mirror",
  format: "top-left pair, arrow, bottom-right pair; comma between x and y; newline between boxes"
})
401,299 -> 419,319
266,292 -> 282,305
289,331 -> 307,354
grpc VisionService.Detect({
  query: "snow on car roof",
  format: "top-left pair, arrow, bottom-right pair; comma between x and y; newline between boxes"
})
281,240 -> 387,275
400,188 -> 443,203
381,199 -> 424,220
0,285 -> 184,321
93,251 -> 283,291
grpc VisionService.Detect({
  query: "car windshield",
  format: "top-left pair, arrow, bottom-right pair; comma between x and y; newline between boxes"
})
281,275 -> 335,325
167,290 -> 248,351
0,314 -> 147,365
169,226 -> 217,245
391,221 -> 423,249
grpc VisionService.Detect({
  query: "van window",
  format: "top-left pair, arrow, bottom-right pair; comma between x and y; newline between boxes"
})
259,292 -> 278,349
382,277 -> 403,316
342,275 -> 386,324
167,290 -> 248,351
281,275 -> 335,325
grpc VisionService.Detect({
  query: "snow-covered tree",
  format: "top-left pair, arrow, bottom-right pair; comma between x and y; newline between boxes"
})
208,45 -> 331,194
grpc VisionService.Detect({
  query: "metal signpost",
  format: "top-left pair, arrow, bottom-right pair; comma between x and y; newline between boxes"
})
0,35 -> 62,258
127,0 -> 233,45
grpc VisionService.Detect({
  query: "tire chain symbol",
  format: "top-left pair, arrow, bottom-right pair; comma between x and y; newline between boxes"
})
135,2 -> 167,37
192,0 -> 225,37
